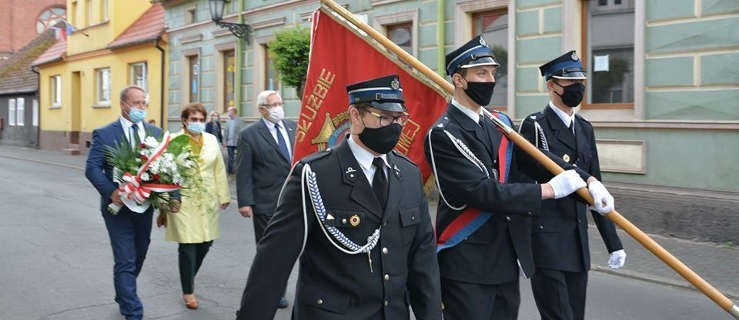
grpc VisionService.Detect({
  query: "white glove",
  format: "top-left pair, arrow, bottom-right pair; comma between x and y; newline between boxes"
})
608,249 -> 626,269
588,180 -> 615,215
548,170 -> 587,199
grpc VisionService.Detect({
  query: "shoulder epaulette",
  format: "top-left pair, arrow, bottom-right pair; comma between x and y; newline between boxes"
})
526,112 -> 544,121
574,113 -> 590,124
299,148 -> 332,163
391,150 -> 417,167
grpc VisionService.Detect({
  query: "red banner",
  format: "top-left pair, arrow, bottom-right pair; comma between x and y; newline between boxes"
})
294,10 -> 448,180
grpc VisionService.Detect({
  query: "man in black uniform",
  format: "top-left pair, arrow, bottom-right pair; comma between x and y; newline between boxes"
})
424,36 -> 590,320
516,51 -> 625,320
236,74 -> 442,320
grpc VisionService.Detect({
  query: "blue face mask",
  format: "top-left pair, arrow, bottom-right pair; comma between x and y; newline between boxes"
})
129,108 -> 147,123
187,122 -> 206,134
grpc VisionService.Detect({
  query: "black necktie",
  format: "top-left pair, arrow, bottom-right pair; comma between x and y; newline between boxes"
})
130,123 -> 140,148
372,157 -> 388,208
274,123 -> 291,161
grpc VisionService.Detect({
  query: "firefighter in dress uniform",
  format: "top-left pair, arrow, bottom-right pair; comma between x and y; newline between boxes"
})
424,36 -> 593,320
515,51 -> 625,320
236,74 -> 442,320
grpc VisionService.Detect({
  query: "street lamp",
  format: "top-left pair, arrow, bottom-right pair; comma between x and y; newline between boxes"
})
209,0 -> 251,41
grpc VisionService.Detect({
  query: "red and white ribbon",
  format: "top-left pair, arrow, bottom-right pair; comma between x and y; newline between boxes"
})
114,131 -> 181,213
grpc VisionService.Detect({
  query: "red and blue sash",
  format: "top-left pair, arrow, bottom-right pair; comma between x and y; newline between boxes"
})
436,112 -> 513,252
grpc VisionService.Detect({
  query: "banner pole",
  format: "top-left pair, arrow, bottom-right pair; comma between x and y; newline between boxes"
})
318,0 -> 739,317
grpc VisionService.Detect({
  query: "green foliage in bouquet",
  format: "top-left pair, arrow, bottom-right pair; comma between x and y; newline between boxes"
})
103,139 -> 141,174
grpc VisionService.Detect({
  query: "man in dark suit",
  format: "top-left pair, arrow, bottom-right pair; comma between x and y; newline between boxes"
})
236,75 -> 442,320
516,51 -> 625,320
85,85 -> 163,320
236,90 -> 296,308
424,37 -> 590,320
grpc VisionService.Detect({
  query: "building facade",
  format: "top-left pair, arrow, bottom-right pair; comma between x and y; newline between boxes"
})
33,0 -> 167,153
160,0 -> 737,240
0,29 -> 57,147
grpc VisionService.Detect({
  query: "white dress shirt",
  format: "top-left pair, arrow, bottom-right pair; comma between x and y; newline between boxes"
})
261,118 -> 292,157
347,135 -> 388,185
451,98 -> 482,125
119,116 -> 145,144
548,101 -> 575,133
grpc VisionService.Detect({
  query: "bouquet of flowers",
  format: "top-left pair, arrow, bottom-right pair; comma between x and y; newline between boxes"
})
104,131 -> 198,214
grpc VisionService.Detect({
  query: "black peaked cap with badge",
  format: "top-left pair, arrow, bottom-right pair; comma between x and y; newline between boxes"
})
539,50 -> 587,80
445,35 -> 500,76
346,74 -> 406,113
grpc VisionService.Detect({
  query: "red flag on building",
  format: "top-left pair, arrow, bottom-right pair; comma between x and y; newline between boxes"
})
294,9 -> 448,181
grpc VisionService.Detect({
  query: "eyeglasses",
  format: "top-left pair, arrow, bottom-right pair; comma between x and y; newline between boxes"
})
260,103 -> 283,108
367,110 -> 409,127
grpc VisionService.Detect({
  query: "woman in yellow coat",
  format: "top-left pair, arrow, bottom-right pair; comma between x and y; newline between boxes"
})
161,103 -> 230,309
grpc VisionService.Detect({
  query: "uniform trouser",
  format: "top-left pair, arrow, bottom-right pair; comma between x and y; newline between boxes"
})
178,241 -> 213,294
441,277 -> 520,320
103,210 -> 153,320
530,268 -> 588,320
252,214 -> 287,300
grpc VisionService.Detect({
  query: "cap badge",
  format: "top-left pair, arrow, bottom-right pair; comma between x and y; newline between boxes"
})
479,38 -> 487,47
390,78 -> 400,90
571,52 -> 579,61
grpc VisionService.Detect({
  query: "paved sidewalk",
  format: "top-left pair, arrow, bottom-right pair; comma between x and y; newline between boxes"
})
1,144 -> 737,301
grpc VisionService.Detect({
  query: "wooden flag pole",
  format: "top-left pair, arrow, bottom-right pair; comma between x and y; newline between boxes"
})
318,0 -> 739,317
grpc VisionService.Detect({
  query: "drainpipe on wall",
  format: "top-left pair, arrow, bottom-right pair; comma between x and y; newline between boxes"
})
31,65 -> 41,148
155,38 -> 165,130
437,0 -> 446,76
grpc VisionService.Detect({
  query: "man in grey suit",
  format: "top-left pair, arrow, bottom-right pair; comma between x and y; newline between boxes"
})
236,90 -> 295,308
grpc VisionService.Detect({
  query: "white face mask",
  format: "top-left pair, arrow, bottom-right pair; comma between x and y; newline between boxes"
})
268,106 -> 285,122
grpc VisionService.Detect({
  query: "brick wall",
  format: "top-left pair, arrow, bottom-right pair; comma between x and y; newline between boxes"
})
0,0 -> 66,58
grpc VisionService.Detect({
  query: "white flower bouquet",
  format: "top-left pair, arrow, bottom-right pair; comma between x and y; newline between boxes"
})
104,132 -> 198,214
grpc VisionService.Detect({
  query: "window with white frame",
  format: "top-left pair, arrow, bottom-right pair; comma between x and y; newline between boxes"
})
473,9 -> 509,109
16,98 -> 25,126
375,11 -> 417,56
86,0 -> 92,26
8,99 -> 16,126
188,55 -> 200,102
96,67 -> 111,105
582,0 -> 635,107
262,45 -> 279,91
386,22 -> 413,54
101,0 -> 109,21
223,50 -> 236,112
130,62 -> 147,89
51,75 -> 61,106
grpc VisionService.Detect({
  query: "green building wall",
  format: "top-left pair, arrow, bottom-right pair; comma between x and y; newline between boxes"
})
160,0 -> 738,193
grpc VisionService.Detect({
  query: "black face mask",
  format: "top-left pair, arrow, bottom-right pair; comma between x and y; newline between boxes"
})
464,81 -> 496,106
555,82 -> 585,108
358,123 -> 402,154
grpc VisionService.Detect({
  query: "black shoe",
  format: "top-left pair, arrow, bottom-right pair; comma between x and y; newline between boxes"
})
278,297 -> 289,309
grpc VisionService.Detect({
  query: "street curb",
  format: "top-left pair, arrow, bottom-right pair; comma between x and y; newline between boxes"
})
591,265 -> 739,301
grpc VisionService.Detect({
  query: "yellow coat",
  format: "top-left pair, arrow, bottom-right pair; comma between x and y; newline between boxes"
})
165,130 -> 230,243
